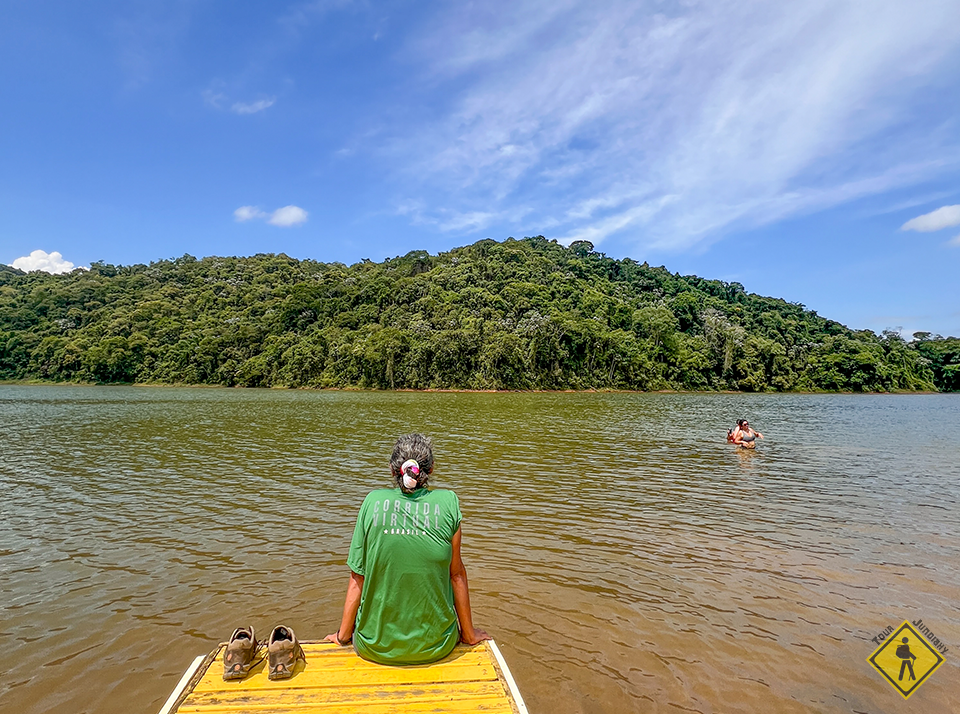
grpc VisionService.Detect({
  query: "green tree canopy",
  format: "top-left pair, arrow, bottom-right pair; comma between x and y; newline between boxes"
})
0,238 -> 946,392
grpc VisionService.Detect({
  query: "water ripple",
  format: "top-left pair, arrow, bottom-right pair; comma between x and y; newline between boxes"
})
1,387 -> 958,713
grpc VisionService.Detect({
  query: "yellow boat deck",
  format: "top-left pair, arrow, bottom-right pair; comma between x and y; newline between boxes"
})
160,640 -> 528,714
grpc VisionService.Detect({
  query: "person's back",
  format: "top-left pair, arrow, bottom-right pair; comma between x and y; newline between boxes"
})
347,487 -> 462,664
326,434 -> 489,664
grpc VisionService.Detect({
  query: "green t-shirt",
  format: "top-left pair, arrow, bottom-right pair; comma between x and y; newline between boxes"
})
347,487 -> 463,665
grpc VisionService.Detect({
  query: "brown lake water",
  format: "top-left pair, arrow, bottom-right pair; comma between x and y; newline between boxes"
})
1,386 -> 958,714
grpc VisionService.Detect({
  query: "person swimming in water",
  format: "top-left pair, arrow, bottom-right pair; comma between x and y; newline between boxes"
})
727,420 -> 744,442
731,419 -> 764,449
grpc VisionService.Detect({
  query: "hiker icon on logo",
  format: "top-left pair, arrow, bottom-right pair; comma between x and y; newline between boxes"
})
868,621 -> 945,699
895,637 -> 916,681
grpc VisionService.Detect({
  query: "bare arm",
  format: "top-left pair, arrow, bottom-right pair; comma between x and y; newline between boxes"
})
450,526 -> 490,645
324,571 -> 364,645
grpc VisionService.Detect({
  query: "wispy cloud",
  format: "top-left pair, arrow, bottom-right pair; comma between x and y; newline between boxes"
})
558,196 -> 677,246
202,89 -> 228,109
112,4 -> 194,90
278,0 -> 358,33
204,82 -> 277,115
437,211 -> 496,232
10,250 -> 82,274
396,201 -> 530,234
234,205 -> 308,227
231,98 -> 276,115
234,206 -> 267,222
863,191 -> 958,217
948,234 -> 960,247
385,0 -> 960,249
901,205 -> 960,232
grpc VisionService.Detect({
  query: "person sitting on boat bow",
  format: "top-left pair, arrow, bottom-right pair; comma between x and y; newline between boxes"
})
325,433 -> 489,664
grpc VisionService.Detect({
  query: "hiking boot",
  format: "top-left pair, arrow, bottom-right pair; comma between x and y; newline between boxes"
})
222,626 -> 259,680
268,625 -> 304,680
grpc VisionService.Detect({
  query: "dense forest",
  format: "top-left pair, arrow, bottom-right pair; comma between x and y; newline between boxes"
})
1,237 -> 957,391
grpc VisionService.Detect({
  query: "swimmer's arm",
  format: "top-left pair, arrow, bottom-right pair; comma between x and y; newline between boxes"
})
450,527 -> 490,645
325,571 -> 364,645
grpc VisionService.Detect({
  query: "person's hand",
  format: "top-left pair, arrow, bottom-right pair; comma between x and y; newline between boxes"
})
460,628 -> 491,645
324,632 -> 351,645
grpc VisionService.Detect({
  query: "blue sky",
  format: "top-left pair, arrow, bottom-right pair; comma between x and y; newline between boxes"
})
2,0 -> 960,337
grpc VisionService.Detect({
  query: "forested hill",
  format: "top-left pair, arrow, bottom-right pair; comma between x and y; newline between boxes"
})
1,237 -> 956,391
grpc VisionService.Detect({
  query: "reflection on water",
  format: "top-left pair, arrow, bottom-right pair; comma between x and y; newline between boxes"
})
1,387 -> 958,713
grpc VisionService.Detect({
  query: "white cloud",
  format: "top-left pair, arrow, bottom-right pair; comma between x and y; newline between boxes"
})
386,0 -> 960,249
234,205 -> 267,222
268,205 -> 309,227
231,98 -> 276,115
10,250 -> 80,274
901,205 -> 960,232
234,205 -> 308,226
948,233 -> 960,247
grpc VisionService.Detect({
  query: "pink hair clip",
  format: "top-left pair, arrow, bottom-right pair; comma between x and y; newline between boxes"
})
401,459 -> 420,489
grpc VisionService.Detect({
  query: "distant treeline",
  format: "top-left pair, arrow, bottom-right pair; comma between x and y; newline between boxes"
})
1,237 -> 957,392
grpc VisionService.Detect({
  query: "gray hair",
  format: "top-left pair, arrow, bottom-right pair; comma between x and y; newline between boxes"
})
390,433 -> 434,491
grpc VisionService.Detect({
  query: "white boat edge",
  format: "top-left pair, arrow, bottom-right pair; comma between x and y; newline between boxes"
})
488,640 -> 530,714
158,654 -> 205,714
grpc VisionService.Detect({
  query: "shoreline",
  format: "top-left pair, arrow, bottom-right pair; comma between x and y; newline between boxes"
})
0,379 -> 945,395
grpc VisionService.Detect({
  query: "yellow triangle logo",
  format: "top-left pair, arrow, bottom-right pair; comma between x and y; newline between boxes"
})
867,621 -> 945,699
